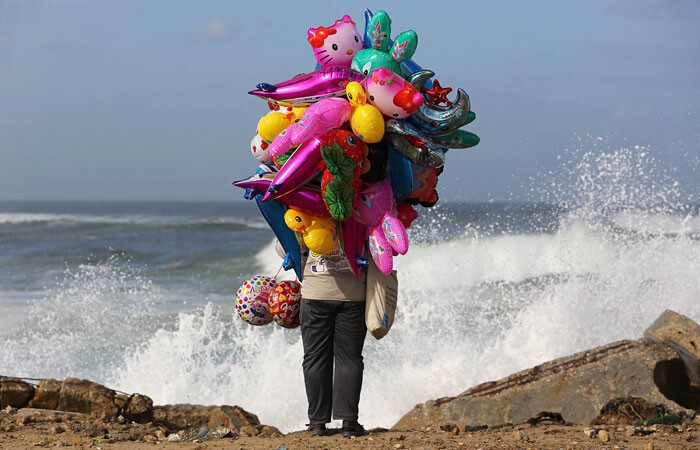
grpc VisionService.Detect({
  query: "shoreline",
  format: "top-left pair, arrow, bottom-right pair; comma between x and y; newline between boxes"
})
3,310 -> 700,449
1,406 -> 698,449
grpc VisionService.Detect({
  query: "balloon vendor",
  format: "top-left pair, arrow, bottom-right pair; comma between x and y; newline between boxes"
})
232,8 -> 480,437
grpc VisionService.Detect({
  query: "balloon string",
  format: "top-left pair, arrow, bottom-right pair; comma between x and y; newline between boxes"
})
273,265 -> 283,281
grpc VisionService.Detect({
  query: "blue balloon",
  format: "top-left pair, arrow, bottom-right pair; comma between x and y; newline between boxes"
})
388,148 -> 414,202
238,164 -> 304,280
253,193 -> 304,280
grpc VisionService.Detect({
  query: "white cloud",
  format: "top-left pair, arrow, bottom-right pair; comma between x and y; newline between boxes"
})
195,17 -> 236,43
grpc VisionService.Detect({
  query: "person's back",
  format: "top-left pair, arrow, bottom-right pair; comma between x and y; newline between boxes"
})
299,241 -> 367,437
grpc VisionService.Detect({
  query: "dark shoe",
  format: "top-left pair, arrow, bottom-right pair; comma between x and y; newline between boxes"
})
306,423 -> 327,437
341,420 -> 365,437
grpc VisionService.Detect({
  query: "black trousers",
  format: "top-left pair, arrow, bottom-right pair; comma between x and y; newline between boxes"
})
300,298 -> 367,424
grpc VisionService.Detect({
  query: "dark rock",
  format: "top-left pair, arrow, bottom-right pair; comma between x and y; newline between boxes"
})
645,310 -> 700,382
29,379 -> 61,410
123,393 -> 154,423
526,411 -> 566,426
645,309 -> 700,409
592,397 -> 672,425
0,377 -> 35,408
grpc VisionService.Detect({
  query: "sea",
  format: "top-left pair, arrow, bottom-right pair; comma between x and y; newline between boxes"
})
2,146 -> 700,433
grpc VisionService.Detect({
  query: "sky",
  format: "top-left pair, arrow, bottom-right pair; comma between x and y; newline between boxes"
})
1,0 -> 699,202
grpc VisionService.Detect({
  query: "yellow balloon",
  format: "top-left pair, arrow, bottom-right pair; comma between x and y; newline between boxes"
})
284,208 -> 338,255
346,82 -> 385,144
346,82 -> 367,107
257,107 -> 307,142
290,107 -> 306,121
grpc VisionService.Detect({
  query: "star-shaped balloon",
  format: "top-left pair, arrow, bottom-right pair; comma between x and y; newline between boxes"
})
423,79 -> 453,106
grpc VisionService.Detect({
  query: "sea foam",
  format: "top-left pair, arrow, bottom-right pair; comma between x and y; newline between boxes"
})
3,143 -> 700,433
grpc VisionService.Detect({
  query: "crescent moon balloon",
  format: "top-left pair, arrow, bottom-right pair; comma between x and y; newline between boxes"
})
407,70 -> 472,136
385,119 -> 446,168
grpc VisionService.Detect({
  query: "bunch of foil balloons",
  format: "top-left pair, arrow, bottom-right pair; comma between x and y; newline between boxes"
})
234,9 -> 480,281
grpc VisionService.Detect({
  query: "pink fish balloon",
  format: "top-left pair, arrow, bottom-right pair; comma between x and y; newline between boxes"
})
249,66 -> 365,107
233,173 -> 329,217
263,135 -> 326,203
340,216 -> 367,279
354,179 -> 409,274
268,97 -> 352,157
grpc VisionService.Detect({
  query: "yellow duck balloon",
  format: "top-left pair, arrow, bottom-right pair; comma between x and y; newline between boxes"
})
284,208 -> 338,255
257,107 -> 306,142
346,81 -> 384,144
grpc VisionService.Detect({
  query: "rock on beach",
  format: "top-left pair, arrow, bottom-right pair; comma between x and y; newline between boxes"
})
394,309 -> 700,430
2,309 -> 700,449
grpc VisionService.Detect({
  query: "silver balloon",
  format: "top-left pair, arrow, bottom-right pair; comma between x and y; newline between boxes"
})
407,70 -> 472,136
385,120 -> 445,168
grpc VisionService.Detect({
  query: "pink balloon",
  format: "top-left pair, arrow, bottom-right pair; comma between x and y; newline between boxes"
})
355,179 -> 409,274
307,15 -> 364,68
362,67 -> 424,119
249,66 -> 365,106
262,136 -> 325,203
268,98 -> 352,157
233,173 -> 329,217
340,216 -> 367,279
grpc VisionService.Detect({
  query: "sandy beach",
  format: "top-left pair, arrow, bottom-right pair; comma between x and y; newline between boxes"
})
2,406 -> 698,450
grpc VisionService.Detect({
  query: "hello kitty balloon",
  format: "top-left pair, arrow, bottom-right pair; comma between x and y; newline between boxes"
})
363,68 -> 423,119
307,15 -> 364,68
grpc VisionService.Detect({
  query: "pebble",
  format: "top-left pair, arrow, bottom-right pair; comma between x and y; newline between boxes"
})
116,415 -> 126,425
240,425 -> 257,437
49,425 -> 65,434
143,434 -> 157,443
394,444 -> 404,449
512,430 -> 529,442
583,428 -> 598,438
16,415 -> 32,426
87,425 -> 109,438
598,429 -> 610,442
644,444 -> 655,450
31,437 -> 49,446
261,425 -> 276,435
155,429 -> 166,440
167,434 -> 182,442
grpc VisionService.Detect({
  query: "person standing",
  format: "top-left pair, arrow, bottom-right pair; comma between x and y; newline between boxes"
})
299,242 -> 367,437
